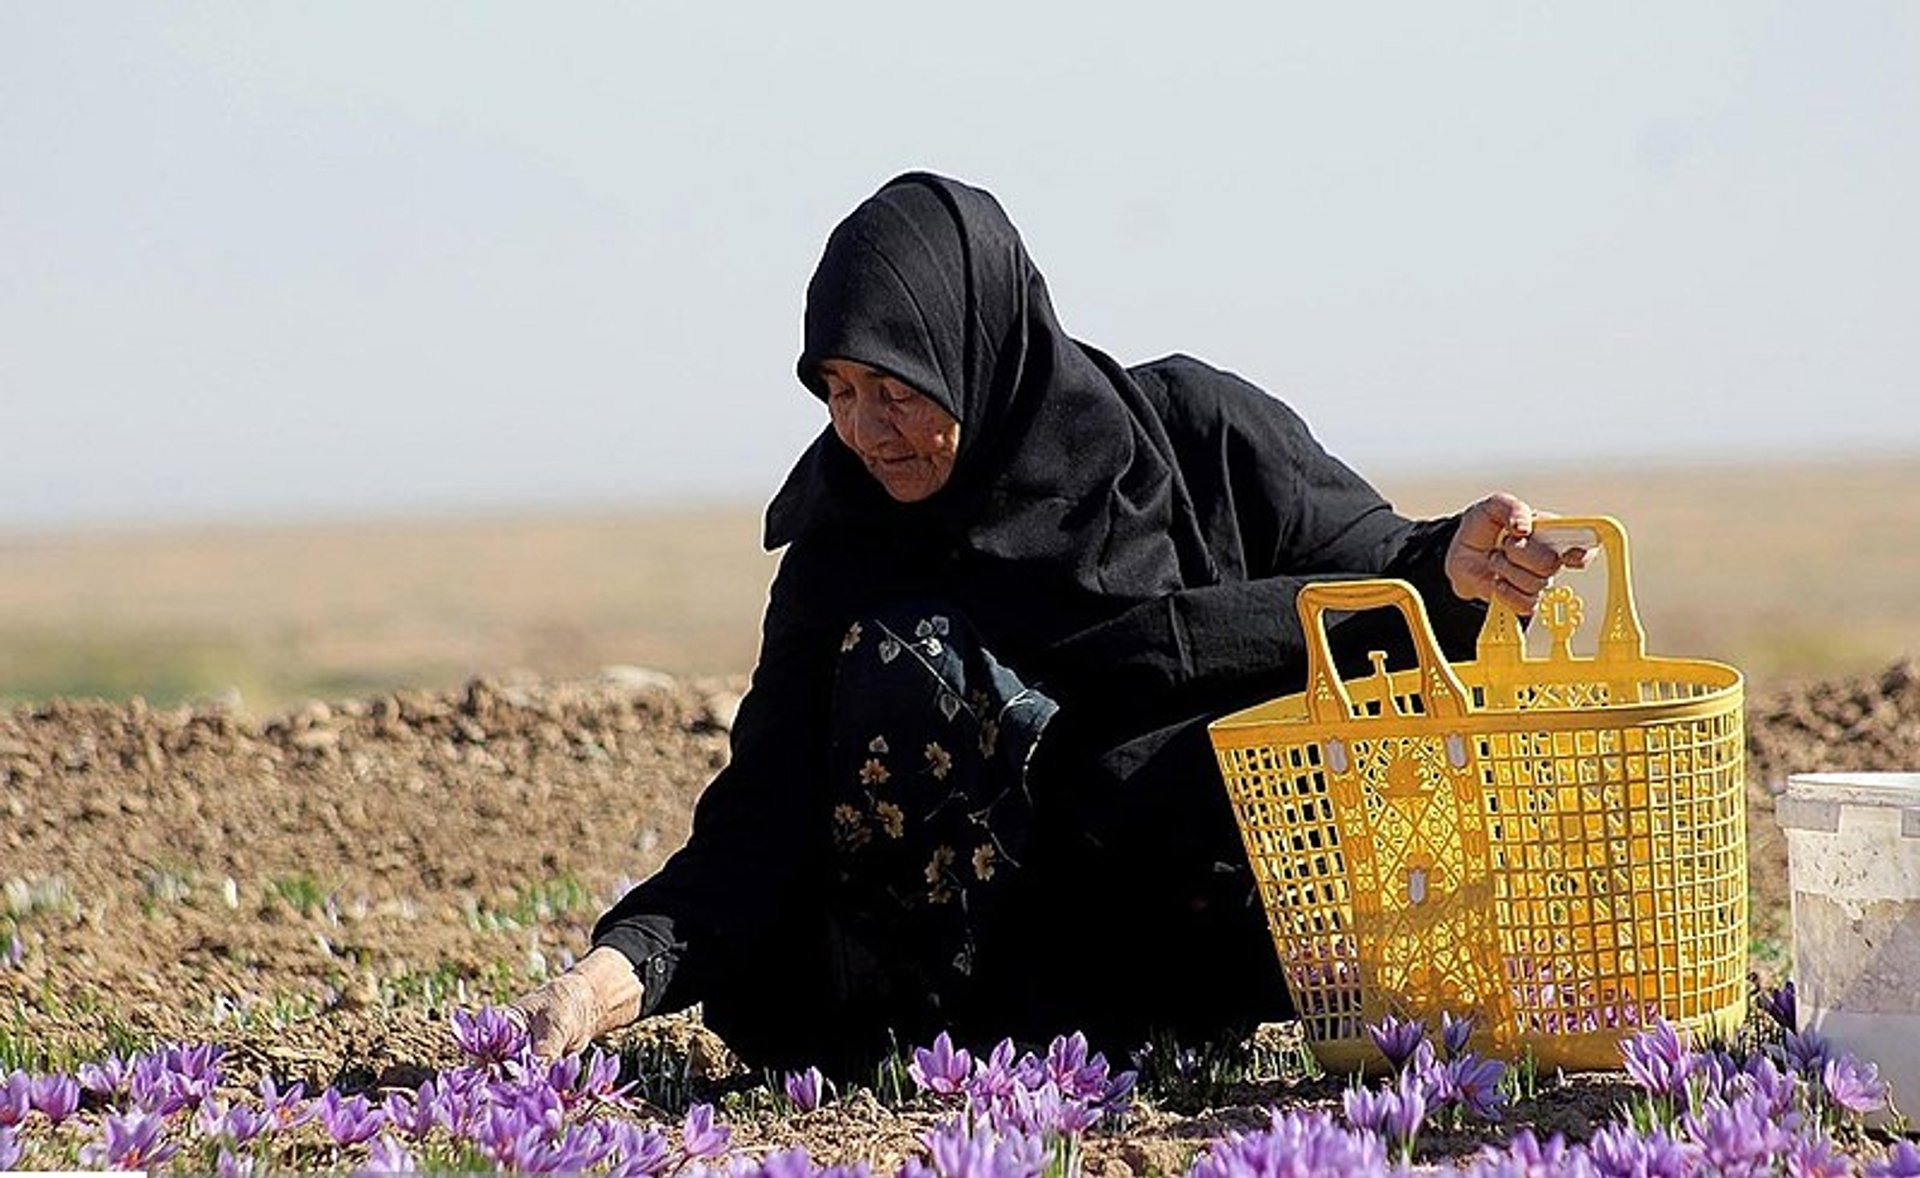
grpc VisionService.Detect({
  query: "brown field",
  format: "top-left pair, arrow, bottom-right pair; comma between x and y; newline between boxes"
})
2,456 -> 1916,1170
3,457 -> 1914,710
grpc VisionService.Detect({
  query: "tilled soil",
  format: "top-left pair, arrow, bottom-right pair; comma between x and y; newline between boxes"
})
3,660 -> 1917,1163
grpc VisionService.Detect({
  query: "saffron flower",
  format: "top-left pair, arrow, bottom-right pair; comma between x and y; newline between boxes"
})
1342,1072 -> 1426,1152
78,1054 -> 132,1099
1784,1130 -> 1857,1178
606,1122 -> 674,1178
79,1110 -> 179,1170
217,1147 -> 255,1178
259,1074 -> 316,1131
1620,1019 -> 1692,1099
382,1083 -> 440,1141
1683,1092 -> 1789,1174
1,933 -> 21,970
1822,1052 -> 1889,1116
1189,1109 -> 1386,1178
1759,979 -> 1797,1032
1736,1052 -> 1798,1118
913,1114 -> 1049,1178
27,1073 -> 79,1125
1869,1141 -> 1920,1178
1441,1010 -> 1476,1060
681,1102 -> 731,1159
1365,1013 -> 1427,1072
785,1065 -> 827,1112
0,1072 -> 27,1128
451,1005 -> 529,1066
1588,1122 -> 1687,1178
197,1100 -> 268,1146
911,1031 -> 974,1097
318,1088 -> 385,1146
356,1134 -> 419,1176
1781,1027 -> 1833,1078
1446,1052 -> 1508,1120
1463,1128 -> 1594,1177
0,1125 -> 19,1171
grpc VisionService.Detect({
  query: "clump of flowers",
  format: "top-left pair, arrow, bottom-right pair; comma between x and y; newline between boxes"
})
0,981 -> 1910,1177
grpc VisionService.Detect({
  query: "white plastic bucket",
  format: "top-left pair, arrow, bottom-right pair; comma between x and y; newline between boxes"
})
1776,772 -> 1920,1119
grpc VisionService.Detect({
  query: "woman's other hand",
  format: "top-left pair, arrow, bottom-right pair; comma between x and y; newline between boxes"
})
1444,492 -> 1590,615
507,945 -> 646,1060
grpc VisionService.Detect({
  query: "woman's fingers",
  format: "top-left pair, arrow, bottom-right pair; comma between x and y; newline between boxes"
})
1488,547 -> 1548,597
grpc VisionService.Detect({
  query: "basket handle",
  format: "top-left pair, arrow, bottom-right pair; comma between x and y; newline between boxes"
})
1297,578 -> 1473,723
1474,514 -> 1648,666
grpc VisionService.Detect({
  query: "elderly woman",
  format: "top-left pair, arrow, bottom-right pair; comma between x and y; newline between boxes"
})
511,173 -> 1581,1071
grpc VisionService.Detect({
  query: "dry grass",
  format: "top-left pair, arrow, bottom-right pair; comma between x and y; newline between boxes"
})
2,457 -> 1914,710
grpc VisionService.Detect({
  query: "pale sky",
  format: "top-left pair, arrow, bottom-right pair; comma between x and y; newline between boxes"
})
3,4 -> 1915,530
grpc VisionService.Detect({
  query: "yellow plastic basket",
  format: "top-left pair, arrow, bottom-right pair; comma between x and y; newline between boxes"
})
1208,516 -> 1746,1072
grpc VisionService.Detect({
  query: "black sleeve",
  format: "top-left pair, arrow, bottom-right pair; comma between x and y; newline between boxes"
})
590,549 -> 837,1017
1038,381 -> 1485,717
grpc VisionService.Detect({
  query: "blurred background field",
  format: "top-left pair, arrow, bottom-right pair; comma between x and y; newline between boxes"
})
2,455 -> 1913,711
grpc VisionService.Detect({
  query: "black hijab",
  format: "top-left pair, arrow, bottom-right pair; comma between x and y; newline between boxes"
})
765,173 -> 1218,642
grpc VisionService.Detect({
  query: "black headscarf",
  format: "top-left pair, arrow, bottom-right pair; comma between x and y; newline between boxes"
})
765,173 -> 1219,626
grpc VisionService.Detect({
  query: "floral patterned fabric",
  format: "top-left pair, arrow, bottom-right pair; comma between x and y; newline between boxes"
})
825,604 -> 1057,1033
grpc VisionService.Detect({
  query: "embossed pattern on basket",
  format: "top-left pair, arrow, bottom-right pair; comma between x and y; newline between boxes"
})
1208,517 -> 1746,1073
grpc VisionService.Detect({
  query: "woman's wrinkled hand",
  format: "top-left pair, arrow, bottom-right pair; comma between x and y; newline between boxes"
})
506,945 -> 646,1060
1444,492 -> 1590,616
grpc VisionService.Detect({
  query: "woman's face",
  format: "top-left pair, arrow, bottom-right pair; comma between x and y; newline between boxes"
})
820,358 -> 960,502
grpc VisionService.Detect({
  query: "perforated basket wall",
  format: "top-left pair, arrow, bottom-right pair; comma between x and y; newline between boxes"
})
1208,517 -> 1746,1073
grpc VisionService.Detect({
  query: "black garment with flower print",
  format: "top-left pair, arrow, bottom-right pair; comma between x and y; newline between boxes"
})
591,174 -> 1492,1070
823,607 -> 1055,1043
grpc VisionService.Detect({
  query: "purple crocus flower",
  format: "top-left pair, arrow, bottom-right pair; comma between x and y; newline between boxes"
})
319,1088 -> 385,1146
1587,1122 -> 1687,1178
0,1125 -> 19,1171
1463,1129 -> 1596,1178
681,1102 -> 731,1160
1822,1052 -> 1889,1116
1735,1052 -> 1799,1119
196,1099 -> 268,1146
382,1083 -> 440,1141
1781,1027 -> 1833,1078
917,1114 -> 1048,1178
1620,1019 -> 1692,1099
259,1074 -> 316,1131
1,933 -> 22,970
1446,1052 -> 1508,1120
27,1073 -> 79,1125
78,1054 -> 132,1100
785,1065 -> 826,1112
79,1110 -> 179,1170
1683,1092 -> 1789,1174
1441,1010 -> 1476,1060
128,1053 -> 189,1116
451,1006 -> 530,1066
576,1046 -> 634,1106
1685,1048 -> 1741,1104
217,1147 -> 255,1178
1188,1109 -> 1386,1178
1869,1141 -> 1920,1178
1785,1130 -> 1857,1178
1043,1032 -> 1115,1100
741,1145 -> 821,1178
966,1039 -> 1021,1103
1758,979 -> 1797,1032
1342,1073 -> 1426,1150
1365,1013 -> 1427,1072
356,1133 -> 419,1176
0,1072 -> 27,1128
912,1032 -> 975,1097
606,1122 -> 674,1178
499,1121 -> 618,1174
